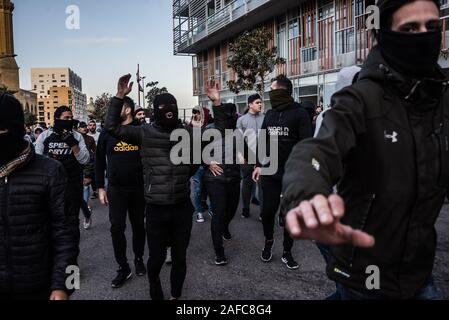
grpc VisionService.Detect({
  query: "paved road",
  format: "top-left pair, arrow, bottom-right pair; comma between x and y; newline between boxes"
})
72,199 -> 449,300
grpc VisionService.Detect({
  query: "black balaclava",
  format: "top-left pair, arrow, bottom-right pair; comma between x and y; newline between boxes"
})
223,103 -> 238,130
153,93 -> 179,131
269,89 -> 294,111
377,0 -> 442,78
0,93 -> 28,166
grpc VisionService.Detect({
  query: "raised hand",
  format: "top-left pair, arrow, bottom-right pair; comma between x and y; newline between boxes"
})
206,78 -> 221,106
286,194 -> 375,248
116,74 -> 134,99
209,161 -> 224,177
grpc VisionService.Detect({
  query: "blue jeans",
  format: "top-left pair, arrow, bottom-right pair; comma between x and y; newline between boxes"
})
191,166 -> 206,213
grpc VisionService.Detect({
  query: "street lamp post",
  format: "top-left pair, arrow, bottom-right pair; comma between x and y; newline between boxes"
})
142,76 -> 146,109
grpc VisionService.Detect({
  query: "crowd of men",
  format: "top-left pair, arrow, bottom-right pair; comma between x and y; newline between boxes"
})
0,0 -> 448,301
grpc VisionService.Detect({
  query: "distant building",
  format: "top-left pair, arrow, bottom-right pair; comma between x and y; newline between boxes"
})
31,67 -> 88,125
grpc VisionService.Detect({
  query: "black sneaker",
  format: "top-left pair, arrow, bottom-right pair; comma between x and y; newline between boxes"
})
111,268 -> 132,288
282,251 -> 300,270
251,198 -> 261,206
215,255 -> 228,266
241,208 -> 250,219
223,229 -> 232,241
261,240 -> 275,262
135,258 -> 146,276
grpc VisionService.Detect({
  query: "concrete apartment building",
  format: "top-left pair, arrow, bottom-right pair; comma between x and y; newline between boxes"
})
173,0 -> 449,112
31,67 -> 88,126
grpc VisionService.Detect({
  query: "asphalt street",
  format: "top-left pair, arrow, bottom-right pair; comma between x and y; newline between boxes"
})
72,198 -> 449,300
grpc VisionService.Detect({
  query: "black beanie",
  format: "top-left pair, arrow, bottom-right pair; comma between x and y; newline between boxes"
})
153,93 -> 177,109
0,93 -> 25,137
377,0 -> 441,30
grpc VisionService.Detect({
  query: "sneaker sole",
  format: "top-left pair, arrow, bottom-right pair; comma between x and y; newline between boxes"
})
281,258 -> 300,270
261,254 -> 273,263
111,273 -> 132,289
215,261 -> 228,266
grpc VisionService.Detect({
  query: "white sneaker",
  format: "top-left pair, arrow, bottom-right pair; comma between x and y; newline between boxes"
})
196,212 -> 205,223
165,248 -> 172,265
83,217 -> 92,230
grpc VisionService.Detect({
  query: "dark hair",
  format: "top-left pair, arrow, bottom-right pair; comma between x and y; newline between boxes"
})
54,106 -> 72,120
88,120 -> 96,125
123,97 -> 135,114
248,93 -> 262,105
273,75 -> 293,94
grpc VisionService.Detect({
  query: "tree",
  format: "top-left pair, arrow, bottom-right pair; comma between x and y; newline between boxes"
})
89,93 -> 112,122
146,81 -> 168,108
24,109 -> 38,127
227,27 -> 286,100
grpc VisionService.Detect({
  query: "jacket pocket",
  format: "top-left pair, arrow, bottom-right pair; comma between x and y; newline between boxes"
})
144,170 -> 153,197
333,193 -> 376,268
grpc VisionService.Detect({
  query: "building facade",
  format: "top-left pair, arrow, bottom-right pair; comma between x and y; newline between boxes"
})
31,67 -> 88,125
174,0 -> 449,112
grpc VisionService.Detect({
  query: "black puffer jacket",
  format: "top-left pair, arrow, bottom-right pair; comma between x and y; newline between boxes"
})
105,97 -> 197,205
282,46 -> 449,299
0,148 -> 78,295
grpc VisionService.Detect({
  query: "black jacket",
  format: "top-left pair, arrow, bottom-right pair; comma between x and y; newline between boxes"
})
282,46 -> 449,299
258,102 -> 313,179
0,148 -> 78,295
105,97 -> 198,205
95,125 -> 144,189
203,104 -> 252,183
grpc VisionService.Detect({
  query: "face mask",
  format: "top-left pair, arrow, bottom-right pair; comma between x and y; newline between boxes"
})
224,104 -> 238,129
0,132 -> 27,166
54,119 -> 74,135
269,89 -> 294,111
379,30 -> 442,78
155,104 -> 179,130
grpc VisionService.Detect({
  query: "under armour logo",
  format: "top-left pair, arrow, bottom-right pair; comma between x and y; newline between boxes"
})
384,131 -> 398,143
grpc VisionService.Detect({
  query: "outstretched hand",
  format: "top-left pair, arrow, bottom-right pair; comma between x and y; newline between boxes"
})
206,79 -> 221,106
286,194 -> 375,248
116,74 -> 134,99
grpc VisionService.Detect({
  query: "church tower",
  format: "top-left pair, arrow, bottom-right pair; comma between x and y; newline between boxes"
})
0,0 -> 20,93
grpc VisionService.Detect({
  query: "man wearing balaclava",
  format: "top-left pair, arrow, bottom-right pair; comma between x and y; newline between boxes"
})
36,105 -> 90,252
0,93 -> 78,300
105,74 -> 206,300
252,75 -> 313,271
282,0 -> 448,299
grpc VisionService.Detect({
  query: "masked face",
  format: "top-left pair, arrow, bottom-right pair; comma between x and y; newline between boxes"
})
379,0 -> 441,78
269,89 -> 294,110
153,93 -> 179,131
379,30 -> 442,78
0,129 -> 27,166
54,119 -> 74,135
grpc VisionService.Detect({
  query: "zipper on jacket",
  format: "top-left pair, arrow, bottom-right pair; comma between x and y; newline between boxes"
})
1,176 -> 13,291
349,194 -> 376,268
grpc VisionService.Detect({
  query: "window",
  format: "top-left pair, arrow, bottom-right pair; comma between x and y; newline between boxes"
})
277,22 -> 287,59
289,19 -> 300,39
302,47 -> 317,62
336,28 -> 355,54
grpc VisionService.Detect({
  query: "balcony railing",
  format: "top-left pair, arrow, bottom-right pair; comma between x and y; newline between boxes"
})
174,0 -> 271,54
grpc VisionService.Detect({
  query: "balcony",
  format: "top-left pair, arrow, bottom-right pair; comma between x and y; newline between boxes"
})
174,0 -> 300,55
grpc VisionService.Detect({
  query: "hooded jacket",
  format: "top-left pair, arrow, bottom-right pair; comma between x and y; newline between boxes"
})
281,46 -> 449,299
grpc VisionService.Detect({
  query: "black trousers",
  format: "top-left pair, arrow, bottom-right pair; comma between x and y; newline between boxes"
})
146,200 -> 193,300
0,290 -> 50,301
107,185 -> 146,270
205,179 -> 240,257
261,176 -> 294,252
66,181 -> 83,263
